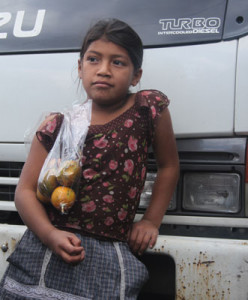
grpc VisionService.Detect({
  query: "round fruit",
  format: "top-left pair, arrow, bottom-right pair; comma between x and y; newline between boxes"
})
51,186 -> 76,214
57,160 -> 81,187
39,169 -> 58,196
36,188 -> 50,204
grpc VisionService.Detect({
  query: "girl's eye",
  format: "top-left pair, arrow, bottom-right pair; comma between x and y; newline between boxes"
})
86,56 -> 98,63
113,60 -> 125,66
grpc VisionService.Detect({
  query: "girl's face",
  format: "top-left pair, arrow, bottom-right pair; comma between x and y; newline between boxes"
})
78,38 -> 142,106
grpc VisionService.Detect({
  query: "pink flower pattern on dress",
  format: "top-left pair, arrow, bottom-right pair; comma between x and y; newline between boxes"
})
128,136 -> 138,152
109,160 -> 118,170
112,131 -> 117,138
86,223 -> 94,230
104,216 -> 114,226
124,119 -> 133,128
128,187 -> 137,199
83,168 -> 98,179
141,166 -> 146,180
118,208 -> 128,221
85,185 -> 92,191
103,195 -> 114,203
46,118 -> 57,133
141,90 -> 152,96
94,135 -> 108,148
151,106 -> 156,119
65,221 -> 81,230
124,159 -> 134,176
82,201 -> 96,213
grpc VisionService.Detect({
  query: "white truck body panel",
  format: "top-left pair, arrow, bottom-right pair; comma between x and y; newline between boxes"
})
0,40 -> 237,142
150,235 -> 248,300
235,35 -> 248,135
0,144 -> 26,162
141,40 -> 237,137
0,53 -> 79,143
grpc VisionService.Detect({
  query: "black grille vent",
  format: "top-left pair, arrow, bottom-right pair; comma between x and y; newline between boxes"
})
0,161 -> 24,201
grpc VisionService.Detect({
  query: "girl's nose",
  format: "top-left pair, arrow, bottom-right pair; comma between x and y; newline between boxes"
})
97,61 -> 111,77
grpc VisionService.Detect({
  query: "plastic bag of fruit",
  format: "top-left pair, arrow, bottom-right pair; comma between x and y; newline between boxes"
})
36,100 -> 92,214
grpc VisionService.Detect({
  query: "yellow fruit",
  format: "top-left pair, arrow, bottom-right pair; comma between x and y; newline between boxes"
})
39,168 -> 58,196
57,160 -> 81,187
36,188 -> 50,204
51,186 -> 76,214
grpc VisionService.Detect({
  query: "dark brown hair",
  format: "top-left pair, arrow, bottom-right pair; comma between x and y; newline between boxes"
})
80,18 -> 143,72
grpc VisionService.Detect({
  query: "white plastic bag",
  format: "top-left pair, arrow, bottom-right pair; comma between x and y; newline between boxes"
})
36,100 -> 92,214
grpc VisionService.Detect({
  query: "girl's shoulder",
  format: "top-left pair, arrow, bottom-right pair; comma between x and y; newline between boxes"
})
135,90 -> 170,143
37,113 -> 63,131
136,89 -> 170,108
36,113 -> 64,152
135,89 -> 170,120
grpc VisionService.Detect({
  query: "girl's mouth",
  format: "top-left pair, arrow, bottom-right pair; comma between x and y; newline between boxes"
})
92,81 -> 113,88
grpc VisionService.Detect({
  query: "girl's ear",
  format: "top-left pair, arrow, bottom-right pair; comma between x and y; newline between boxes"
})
131,68 -> 143,87
78,59 -> 82,79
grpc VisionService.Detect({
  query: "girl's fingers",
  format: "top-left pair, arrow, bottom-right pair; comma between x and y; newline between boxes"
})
149,232 -> 158,249
60,249 -> 85,264
132,232 -> 144,253
137,233 -> 150,255
62,239 -> 84,256
128,227 -> 138,249
137,231 -> 157,255
59,242 -> 85,264
131,230 -> 158,255
68,234 -> 83,248
128,220 -> 159,255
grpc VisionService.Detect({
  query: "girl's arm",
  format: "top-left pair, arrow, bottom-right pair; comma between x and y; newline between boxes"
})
15,135 -> 85,264
128,107 -> 179,255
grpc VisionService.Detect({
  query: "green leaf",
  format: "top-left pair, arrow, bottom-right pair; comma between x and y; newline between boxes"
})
93,174 -> 101,180
68,217 -> 78,222
94,133 -> 104,138
122,174 -> 129,182
84,219 -> 92,223
123,204 -> 128,210
80,195 -> 91,202
117,142 -> 123,147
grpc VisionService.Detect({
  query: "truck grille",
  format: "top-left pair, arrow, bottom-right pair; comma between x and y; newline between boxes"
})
0,162 -> 24,201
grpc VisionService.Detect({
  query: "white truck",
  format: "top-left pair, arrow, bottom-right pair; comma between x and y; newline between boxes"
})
1,0 -> 248,299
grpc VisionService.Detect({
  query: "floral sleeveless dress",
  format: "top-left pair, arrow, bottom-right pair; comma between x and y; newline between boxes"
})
0,89 -> 169,300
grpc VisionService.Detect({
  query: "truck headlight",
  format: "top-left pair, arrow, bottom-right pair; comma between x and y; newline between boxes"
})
183,172 -> 240,213
140,173 -> 177,211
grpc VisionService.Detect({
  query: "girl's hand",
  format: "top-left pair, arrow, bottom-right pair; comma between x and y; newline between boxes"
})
128,219 -> 158,255
45,228 -> 85,264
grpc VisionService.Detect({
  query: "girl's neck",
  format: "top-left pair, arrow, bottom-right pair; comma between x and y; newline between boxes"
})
93,93 -> 130,111
91,93 -> 136,125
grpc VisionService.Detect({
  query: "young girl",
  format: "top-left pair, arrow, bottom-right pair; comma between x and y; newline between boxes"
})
0,18 -> 179,299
